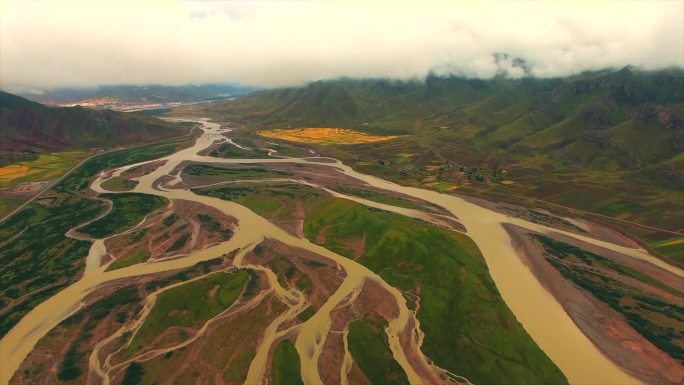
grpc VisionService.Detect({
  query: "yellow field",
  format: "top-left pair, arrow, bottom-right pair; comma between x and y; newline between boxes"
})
0,151 -> 88,188
259,128 -> 401,144
0,165 -> 30,181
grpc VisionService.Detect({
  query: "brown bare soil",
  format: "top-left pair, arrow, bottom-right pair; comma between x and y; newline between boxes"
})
505,224 -> 684,385
347,361 -> 374,385
12,253 -> 239,384
582,221 -> 641,248
13,283 -> 145,385
341,234 -> 366,259
319,331 -> 346,385
0,181 -> 49,198
274,213 -> 306,239
246,240 -> 345,310
105,199 -> 236,268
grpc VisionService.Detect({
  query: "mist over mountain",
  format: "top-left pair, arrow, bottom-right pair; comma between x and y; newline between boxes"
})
1,1 -> 681,91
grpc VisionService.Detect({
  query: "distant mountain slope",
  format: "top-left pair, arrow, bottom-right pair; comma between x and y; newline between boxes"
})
0,91 -> 188,152
18,84 -> 258,110
188,68 -> 684,186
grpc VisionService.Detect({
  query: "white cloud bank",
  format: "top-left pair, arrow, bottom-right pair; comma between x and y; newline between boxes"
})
1,0 -> 682,92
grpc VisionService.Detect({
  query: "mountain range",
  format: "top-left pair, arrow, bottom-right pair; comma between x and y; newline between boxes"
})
191,67 -> 683,184
175,67 -> 684,236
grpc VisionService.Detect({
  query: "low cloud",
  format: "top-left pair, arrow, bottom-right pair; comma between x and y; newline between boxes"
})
1,0 -> 682,92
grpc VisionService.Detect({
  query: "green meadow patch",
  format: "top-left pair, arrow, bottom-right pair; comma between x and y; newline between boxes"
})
127,270 -> 249,354
79,193 -> 166,238
272,339 -> 304,385
348,317 -> 409,385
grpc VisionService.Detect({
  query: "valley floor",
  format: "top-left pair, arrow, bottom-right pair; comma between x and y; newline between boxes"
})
0,119 -> 681,385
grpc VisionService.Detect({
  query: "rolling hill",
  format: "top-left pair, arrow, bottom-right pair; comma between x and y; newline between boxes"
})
180,67 -> 684,184
0,91 -> 188,154
174,67 -> 684,256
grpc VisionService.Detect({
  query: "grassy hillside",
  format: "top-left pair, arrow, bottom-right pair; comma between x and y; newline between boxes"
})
175,67 -> 684,243
0,91 -> 188,155
177,68 -> 683,174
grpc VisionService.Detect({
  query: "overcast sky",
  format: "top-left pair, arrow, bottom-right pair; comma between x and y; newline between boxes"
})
1,0 -> 682,92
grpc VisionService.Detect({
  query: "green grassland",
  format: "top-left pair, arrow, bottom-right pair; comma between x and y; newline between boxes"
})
273,339 -> 304,385
174,69 -> 684,260
297,306 -> 316,322
193,182 -> 321,222
79,193 -> 167,238
348,316 -> 409,385
100,176 -> 138,191
121,363 -> 145,385
106,247 -> 150,271
198,181 -> 567,384
0,197 -> 104,337
183,163 -> 293,182
303,197 -> 567,385
0,134 -> 193,340
224,346 -> 256,384
127,270 -> 249,354
265,141 -> 317,157
0,151 -> 88,188
534,235 -> 684,361
646,235 -> 684,262
192,178 -> 441,224
0,198 -> 24,218
55,135 -> 193,193
209,142 -> 271,158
